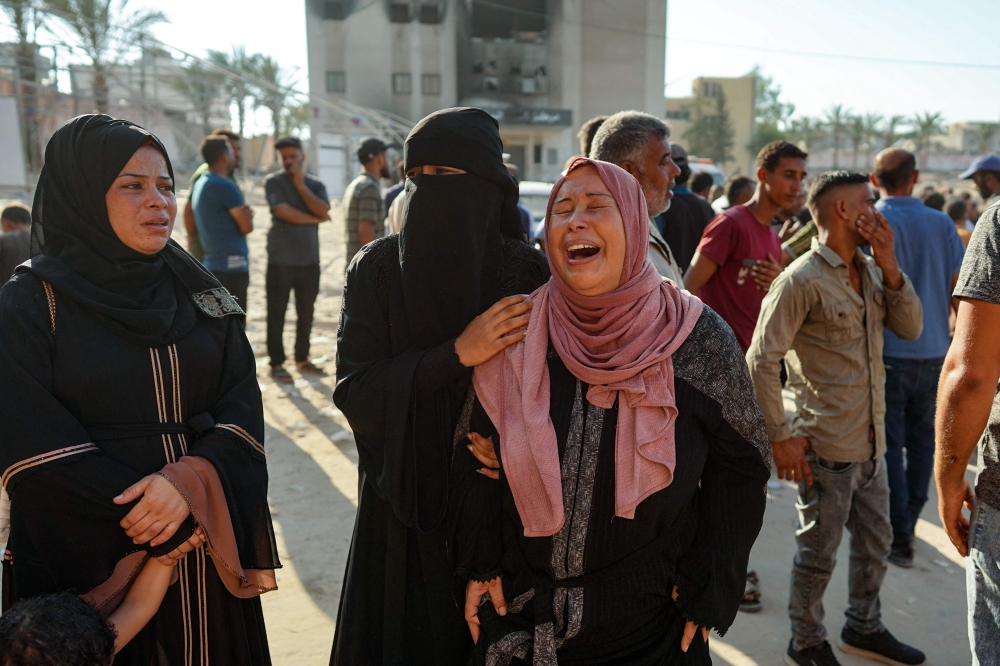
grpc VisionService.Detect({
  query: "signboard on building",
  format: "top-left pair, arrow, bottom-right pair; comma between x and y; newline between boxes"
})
483,107 -> 572,127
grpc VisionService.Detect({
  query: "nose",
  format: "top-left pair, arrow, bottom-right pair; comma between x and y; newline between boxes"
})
667,157 -> 681,179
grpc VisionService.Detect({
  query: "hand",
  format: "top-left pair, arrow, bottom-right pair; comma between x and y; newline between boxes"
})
465,577 -> 507,643
772,437 -> 813,485
286,161 -> 306,187
751,253 -> 782,291
454,295 -> 533,367
154,526 -> 206,566
671,586 -> 709,652
467,432 -> 499,480
240,205 -> 254,219
858,211 -> 903,290
938,478 -> 975,557
115,475 -> 191,547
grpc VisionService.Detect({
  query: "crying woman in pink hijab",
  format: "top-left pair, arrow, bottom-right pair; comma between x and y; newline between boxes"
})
448,157 -> 772,665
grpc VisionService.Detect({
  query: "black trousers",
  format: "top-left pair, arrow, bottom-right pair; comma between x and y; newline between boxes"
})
266,263 -> 320,366
213,271 -> 249,327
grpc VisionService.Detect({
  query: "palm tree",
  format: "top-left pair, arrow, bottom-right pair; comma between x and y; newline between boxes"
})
43,0 -> 165,113
848,114 -> 865,168
823,104 -> 850,168
171,60 -> 225,136
911,111 -> 945,170
281,100 -> 310,138
862,113 -> 883,168
1,0 -> 42,170
207,46 -> 259,138
252,56 -> 297,144
882,114 -> 906,150
787,116 -> 824,152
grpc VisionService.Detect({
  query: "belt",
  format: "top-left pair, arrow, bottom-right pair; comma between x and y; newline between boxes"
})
83,412 -> 217,441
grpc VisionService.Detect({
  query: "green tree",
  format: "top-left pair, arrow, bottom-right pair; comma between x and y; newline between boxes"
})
862,113 -> 883,167
978,123 -> 999,153
207,46 -> 259,138
43,0 -> 165,113
281,99 -> 310,138
252,55 -> 297,144
684,90 -> 734,167
1,0 -> 42,170
749,68 -> 795,155
848,114 -> 866,168
883,114 -> 906,149
171,60 -> 225,136
911,111 -> 945,169
787,116 -> 824,152
823,104 -> 850,168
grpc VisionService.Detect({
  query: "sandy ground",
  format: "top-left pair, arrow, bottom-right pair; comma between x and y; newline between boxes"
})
179,195 -> 971,665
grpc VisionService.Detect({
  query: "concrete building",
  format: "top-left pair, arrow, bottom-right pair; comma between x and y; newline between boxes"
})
665,72 -> 756,176
937,121 -> 1000,154
306,0 -> 667,195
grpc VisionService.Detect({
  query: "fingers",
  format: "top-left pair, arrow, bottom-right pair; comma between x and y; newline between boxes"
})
465,581 -> 485,643
488,294 -> 529,316
131,519 -> 169,545
476,469 -> 500,480
801,459 -> 814,486
681,620 -> 696,652
497,313 -> 532,336
114,476 -> 152,505
488,577 -> 507,616
497,329 -> 528,350
123,510 -> 156,538
149,520 -> 185,547
467,433 -> 499,467
702,627 -> 709,642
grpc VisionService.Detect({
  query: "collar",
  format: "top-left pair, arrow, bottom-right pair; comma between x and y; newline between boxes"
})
878,195 -> 922,206
672,184 -> 691,195
811,237 -> 866,269
361,171 -> 379,185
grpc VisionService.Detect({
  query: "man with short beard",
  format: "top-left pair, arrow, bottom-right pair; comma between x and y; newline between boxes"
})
590,110 -> 684,284
959,153 -> 1000,209
344,137 -> 391,265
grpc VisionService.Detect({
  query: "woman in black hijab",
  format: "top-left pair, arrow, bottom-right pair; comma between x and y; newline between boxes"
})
0,115 -> 279,664
331,107 -> 550,664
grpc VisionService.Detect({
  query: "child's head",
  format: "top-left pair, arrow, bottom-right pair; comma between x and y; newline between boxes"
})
0,593 -> 115,666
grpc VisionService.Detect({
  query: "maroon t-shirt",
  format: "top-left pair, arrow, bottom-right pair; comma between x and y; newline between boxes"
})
695,205 -> 782,352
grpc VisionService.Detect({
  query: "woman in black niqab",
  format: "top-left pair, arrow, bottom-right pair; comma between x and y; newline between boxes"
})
0,115 -> 279,665
331,107 -> 550,665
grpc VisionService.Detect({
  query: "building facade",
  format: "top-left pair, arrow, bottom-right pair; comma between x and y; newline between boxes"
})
665,73 -> 756,177
306,0 -> 667,194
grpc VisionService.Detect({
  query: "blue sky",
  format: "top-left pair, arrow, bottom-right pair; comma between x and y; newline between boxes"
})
17,0 -> 999,129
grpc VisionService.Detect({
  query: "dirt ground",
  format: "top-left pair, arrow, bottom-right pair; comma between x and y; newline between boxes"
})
6,189 -> 960,665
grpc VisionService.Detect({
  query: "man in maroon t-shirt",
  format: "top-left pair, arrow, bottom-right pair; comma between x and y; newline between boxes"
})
685,141 -> 809,352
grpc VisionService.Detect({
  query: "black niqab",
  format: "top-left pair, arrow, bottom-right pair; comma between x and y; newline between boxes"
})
399,107 -> 525,347
24,114 -> 228,347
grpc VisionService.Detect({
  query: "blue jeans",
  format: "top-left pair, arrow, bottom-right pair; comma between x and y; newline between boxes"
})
968,499 -> 1000,665
789,452 -> 891,651
883,356 -> 943,547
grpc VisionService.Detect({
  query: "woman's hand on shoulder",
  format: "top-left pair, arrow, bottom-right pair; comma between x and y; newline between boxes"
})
114,474 -> 191,547
465,576 -> 507,644
455,295 -> 532,367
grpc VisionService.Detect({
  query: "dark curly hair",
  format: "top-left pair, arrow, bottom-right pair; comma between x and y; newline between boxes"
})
0,593 -> 116,666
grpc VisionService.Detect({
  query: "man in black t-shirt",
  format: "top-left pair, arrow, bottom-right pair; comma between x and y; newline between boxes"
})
264,136 -> 331,383
655,143 -> 715,273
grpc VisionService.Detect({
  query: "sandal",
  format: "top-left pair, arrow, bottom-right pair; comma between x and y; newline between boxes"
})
296,361 -> 328,376
739,571 -> 762,613
271,365 -> 294,384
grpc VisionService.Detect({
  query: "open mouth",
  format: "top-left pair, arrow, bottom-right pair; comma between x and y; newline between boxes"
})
566,243 -> 600,261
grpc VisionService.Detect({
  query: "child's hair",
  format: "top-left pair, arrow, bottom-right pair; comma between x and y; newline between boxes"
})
0,593 -> 116,666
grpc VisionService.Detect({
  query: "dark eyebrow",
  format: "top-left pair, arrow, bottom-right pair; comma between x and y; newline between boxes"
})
116,172 -> 172,180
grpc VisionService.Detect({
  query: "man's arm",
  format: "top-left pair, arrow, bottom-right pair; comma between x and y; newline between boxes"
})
228,205 -> 254,235
936,298 -> 1000,556
271,203 -> 326,225
288,163 -> 331,218
358,220 -> 376,247
746,271 -> 812,484
861,210 -> 923,341
183,199 -> 198,247
683,252 -> 719,295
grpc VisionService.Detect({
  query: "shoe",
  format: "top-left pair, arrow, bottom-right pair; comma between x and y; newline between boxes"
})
785,639 -> 841,666
839,626 -> 925,666
296,361 -> 328,376
888,542 -> 914,568
739,571 -> 762,613
271,365 -> 293,384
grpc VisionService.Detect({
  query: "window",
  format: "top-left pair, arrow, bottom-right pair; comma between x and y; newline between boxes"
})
520,77 -> 537,94
665,109 -> 690,120
509,62 -> 522,75
421,74 -> 441,95
419,1 -> 444,24
546,148 -> 558,165
471,60 -> 484,74
703,81 -> 721,98
389,1 -> 410,22
326,71 -> 346,93
324,1 -> 347,20
484,76 -> 500,91
392,73 -> 412,94
533,145 -> 542,164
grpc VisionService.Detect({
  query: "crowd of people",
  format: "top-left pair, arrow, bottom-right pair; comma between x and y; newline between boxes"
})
1,104 -> 1000,666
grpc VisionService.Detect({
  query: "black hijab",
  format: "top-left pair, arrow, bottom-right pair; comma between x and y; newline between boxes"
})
24,114 -> 230,347
399,107 -> 525,348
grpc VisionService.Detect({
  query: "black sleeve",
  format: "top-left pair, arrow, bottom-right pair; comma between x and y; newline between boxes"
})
670,308 -> 771,635
333,240 -> 471,532
448,399 -> 504,581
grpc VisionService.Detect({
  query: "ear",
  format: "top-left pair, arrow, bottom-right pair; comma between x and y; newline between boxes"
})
834,196 -> 851,223
869,173 -> 879,189
756,166 -> 768,184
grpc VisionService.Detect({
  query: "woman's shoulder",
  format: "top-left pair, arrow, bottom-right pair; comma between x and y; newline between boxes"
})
0,271 -> 54,332
347,234 -> 398,286
499,236 -> 550,297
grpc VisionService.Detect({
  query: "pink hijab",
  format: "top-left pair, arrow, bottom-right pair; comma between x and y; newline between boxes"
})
473,158 -> 704,537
